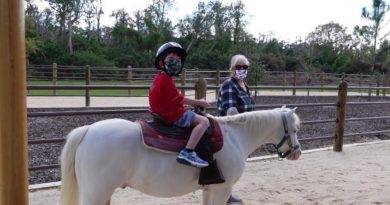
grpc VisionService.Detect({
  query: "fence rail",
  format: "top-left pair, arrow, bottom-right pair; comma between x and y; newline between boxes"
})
27,84 -> 390,107
27,64 -> 389,97
27,81 -> 390,174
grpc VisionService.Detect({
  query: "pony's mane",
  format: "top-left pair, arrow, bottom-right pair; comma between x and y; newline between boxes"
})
216,110 -> 278,134
216,108 -> 300,134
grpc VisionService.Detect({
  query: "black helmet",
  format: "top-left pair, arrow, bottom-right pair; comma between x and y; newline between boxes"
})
155,42 -> 187,76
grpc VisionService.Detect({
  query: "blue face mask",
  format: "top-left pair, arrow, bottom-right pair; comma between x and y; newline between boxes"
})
164,60 -> 182,76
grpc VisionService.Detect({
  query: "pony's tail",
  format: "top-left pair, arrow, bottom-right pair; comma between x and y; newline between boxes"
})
60,125 -> 89,205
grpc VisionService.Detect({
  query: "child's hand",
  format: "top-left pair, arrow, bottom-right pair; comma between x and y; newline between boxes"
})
197,100 -> 209,108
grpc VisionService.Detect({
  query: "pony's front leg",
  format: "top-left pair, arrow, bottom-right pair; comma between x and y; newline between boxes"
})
202,186 -> 231,205
202,187 -> 212,205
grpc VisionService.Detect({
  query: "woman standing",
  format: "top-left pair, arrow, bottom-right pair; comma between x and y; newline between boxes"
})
217,54 -> 255,204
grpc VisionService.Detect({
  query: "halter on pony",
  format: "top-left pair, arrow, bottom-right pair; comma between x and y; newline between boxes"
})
272,112 -> 301,158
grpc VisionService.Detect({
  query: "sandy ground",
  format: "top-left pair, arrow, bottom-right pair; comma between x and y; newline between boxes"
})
27,90 -> 366,108
29,140 -> 390,205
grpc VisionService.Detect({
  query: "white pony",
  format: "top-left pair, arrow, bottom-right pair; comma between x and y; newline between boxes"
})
60,107 -> 302,205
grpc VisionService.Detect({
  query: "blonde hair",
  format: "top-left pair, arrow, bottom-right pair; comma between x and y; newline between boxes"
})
230,54 -> 250,70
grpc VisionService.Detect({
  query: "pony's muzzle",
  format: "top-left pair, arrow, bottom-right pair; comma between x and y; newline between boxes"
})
287,148 -> 301,160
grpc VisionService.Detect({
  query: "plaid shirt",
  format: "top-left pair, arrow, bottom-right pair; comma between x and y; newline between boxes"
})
217,77 -> 255,116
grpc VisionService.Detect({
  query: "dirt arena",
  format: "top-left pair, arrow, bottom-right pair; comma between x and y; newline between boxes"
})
29,141 -> 390,205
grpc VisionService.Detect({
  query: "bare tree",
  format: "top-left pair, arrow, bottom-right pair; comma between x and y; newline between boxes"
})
362,0 -> 390,72
48,0 -> 87,54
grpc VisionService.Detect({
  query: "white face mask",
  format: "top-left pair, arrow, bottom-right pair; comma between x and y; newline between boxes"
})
234,70 -> 248,80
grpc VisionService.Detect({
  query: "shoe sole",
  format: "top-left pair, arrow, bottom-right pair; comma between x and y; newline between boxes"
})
176,157 -> 208,168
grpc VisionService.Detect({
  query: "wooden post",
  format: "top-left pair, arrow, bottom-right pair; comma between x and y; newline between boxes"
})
376,77 -> 380,96
382,73 -> 386,96
306,75 -> 311,103
292,71 -> 297,96
195,78 -> 207,114
195,78 -> 207,100
283,71 -> 286,91
215,69 -> 220,100
368,80 -> 372,101
320,72 -> 324,91
85,65 -> 91,107
0,0 -> 29,204
180,68 -> 186,96
385,74 -> 388,96
52,63 -> 57,95
127,66 -> 132,96
334,80 -> 348,152
358,73 -> 362,94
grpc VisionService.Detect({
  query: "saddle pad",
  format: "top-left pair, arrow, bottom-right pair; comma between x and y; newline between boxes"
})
139,119 -> 223,153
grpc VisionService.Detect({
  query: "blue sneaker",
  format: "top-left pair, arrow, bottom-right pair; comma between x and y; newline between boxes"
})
176,150 -> 209,168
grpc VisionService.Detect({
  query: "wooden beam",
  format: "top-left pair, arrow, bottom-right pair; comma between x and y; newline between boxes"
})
0,0 -> 29,204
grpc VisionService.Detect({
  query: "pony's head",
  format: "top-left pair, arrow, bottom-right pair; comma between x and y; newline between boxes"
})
272,105 -> 301,160
217,106 -> 302,160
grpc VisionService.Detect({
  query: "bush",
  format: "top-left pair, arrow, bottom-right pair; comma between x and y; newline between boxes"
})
72,51 -> 114,66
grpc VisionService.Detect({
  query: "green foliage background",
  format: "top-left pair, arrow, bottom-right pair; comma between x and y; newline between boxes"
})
25,0 -> 390,75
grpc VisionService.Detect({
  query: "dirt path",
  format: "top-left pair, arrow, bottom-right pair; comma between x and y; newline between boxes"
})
29,140 -> 390,205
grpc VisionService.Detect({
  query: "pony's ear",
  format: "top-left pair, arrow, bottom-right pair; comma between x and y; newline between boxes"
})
281,105 -> 286,110
286,107 -> 297,116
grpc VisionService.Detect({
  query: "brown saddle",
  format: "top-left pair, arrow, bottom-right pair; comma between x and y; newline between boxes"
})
139,115 -> 223,153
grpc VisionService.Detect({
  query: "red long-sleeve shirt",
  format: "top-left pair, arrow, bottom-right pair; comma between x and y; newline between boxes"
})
149,72 -> 185,122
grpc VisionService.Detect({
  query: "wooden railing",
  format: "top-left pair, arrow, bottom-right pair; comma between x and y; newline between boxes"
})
27,64 -> 389,97
27,81 -> 390,173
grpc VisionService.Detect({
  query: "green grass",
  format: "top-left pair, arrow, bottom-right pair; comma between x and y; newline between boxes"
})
27,80 -> 150,96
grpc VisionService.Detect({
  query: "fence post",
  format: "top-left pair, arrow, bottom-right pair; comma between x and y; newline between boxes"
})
292,71 -> 297,96
334,80 -> 348,152
215,69 -> 220,100
195,78 -> 207,114
85,65 -> 91,107
376,76 -> 380,96
382,73 -> 386,96
181,68 -> 186,96
383,74 -> 388,96
368,76 -> 372,101
306,75 -> 311,103
195,78 -> 207,99
358,73 -> 362,94
52,63 -> 57,95
127,66 -> 132,96
320,72 -> 324,91
283,71 -> 286,91
0,0 -> 29,203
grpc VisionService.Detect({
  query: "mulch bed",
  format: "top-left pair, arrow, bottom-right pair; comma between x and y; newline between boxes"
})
28,96 -> 390,184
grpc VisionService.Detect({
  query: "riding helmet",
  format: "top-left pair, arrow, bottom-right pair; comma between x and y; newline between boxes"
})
155,42 -> 187,76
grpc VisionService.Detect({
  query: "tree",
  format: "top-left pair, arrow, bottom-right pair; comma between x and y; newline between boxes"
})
306,22 -> 352,54
111,8 -> 134,28
305,22 -> 354,72
361,0 -> 390,72
83,0 -> 98,39
229,1 -> 247,44
144,0 -> 174,34
47,0 -> 88,54
176,1 -> 213,52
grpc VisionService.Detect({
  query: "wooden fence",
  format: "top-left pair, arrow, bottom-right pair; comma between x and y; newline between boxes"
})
27,64 -> 389,97
27,80 -> 390,174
